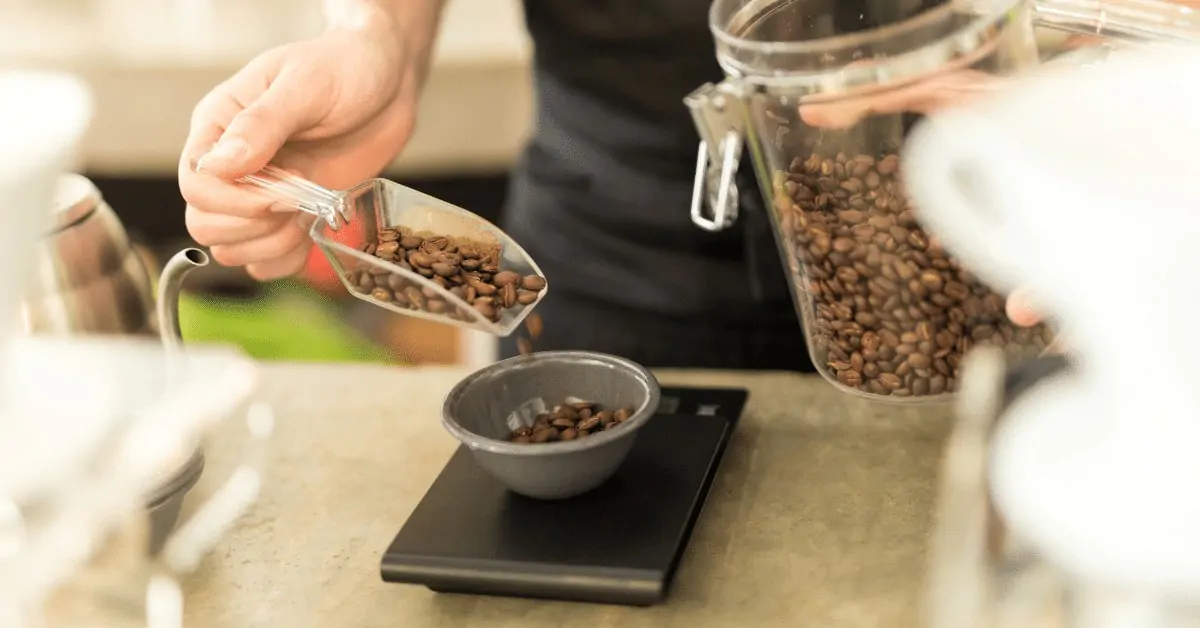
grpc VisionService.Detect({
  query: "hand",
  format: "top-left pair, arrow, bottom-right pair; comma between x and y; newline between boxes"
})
798,67 -> 1000,129
179,13 -> 419,280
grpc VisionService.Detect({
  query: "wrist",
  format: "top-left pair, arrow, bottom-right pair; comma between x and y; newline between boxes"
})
322,1 -> 399,37
322,0 -> 445,88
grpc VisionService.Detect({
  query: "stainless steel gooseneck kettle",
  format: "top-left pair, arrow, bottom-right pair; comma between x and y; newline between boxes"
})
20,173 -> 208,351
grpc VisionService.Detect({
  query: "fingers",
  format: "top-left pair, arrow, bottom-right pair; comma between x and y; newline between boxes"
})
185,205 -> 294,246
208,218 -> 311,269
179,53 -> 321,279
178,82 -> 280,220
246,243 -> 312,281
798,70 -> 1001,129
195,69 -> 319,179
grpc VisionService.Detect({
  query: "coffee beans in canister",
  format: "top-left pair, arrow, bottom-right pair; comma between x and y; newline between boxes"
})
772,151 -> 1054,399
506,400 -> 635,444
348,227 -> 547,326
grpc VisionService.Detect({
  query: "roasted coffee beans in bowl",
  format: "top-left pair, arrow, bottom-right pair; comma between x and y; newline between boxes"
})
441,351 -> 661,500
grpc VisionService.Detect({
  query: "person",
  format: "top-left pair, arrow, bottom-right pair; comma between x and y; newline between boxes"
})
179,0 -> 1043,370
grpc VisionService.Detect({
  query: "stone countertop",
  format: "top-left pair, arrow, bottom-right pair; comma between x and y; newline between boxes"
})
182,362 -> 954,628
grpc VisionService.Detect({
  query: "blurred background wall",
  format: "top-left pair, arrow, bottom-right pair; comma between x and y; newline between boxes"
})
0,0 -> 532,367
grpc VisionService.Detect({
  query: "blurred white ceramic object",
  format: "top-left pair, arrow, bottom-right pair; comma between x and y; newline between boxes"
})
0,336 -> 263,626
904,45 -> 1200,626
0,70 -> 92,377
0,69 -> 271,627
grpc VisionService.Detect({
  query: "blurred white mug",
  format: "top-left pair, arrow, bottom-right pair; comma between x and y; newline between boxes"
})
901,44 -> 1200,399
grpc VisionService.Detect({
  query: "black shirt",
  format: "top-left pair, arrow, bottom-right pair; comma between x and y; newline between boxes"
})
503,0 -> 796,326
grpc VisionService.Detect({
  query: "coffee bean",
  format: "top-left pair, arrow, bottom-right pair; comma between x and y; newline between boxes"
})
521,274 -> 547,291
530,427 -> 556,443
493,270 -> 520,286
577,416 -> 601,432
907,353 -> 931,369
349,226 -> 547,327
473,300 -> 496,320
771,150 -> 1050,398
508,400 -> 636,444
525,313 -> 543,339
470,279 -> 497,296
494,282 -> 511,308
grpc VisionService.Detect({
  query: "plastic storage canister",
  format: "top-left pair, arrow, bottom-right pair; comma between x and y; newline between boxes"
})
685,0 -> 1200,402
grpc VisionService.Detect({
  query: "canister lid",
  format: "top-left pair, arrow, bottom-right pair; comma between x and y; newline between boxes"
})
51,172 -> 101,231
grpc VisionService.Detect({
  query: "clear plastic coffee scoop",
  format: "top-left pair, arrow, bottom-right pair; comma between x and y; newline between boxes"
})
196,162 -> 549,337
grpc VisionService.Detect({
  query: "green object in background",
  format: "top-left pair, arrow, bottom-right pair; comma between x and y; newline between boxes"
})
177,280 -> 395,364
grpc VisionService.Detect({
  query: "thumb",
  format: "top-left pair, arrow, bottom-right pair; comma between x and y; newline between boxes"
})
196,78 -> 313,179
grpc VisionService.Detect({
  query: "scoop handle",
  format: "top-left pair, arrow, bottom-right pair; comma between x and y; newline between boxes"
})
192,160 -> 347,230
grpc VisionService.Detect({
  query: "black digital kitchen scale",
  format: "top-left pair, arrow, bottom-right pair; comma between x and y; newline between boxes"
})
381,386 -> 749,607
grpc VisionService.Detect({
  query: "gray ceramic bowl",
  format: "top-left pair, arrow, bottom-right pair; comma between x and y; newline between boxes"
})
145,446 -> 205,554
442,351 -> 661,500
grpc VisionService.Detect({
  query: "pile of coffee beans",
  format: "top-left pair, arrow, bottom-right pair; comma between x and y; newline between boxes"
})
772,151 -> 1053,399
506,400 -> 635,444
350,227 -> 546,325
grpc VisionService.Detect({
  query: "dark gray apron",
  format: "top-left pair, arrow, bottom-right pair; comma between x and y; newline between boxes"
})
499,0 -> 815,371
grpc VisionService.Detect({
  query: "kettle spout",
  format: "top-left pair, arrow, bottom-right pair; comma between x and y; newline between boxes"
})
156,248 -> 210,351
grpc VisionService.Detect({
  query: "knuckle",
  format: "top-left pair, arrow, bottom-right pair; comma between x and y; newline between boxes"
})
190,87 -> 231,130
177,174 -> 206,205
230,105 -> 268,130
183,207 -> 216,245
279,224 -> 310,250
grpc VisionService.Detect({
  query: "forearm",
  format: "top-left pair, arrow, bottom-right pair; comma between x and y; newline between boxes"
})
322,0 -> 449,87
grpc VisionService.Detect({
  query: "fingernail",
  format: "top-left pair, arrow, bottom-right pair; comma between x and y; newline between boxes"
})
196,137 -> 248,172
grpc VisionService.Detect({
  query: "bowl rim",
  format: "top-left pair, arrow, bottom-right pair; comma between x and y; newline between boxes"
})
146,446 -> 205,507
441,350 -> 661,456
